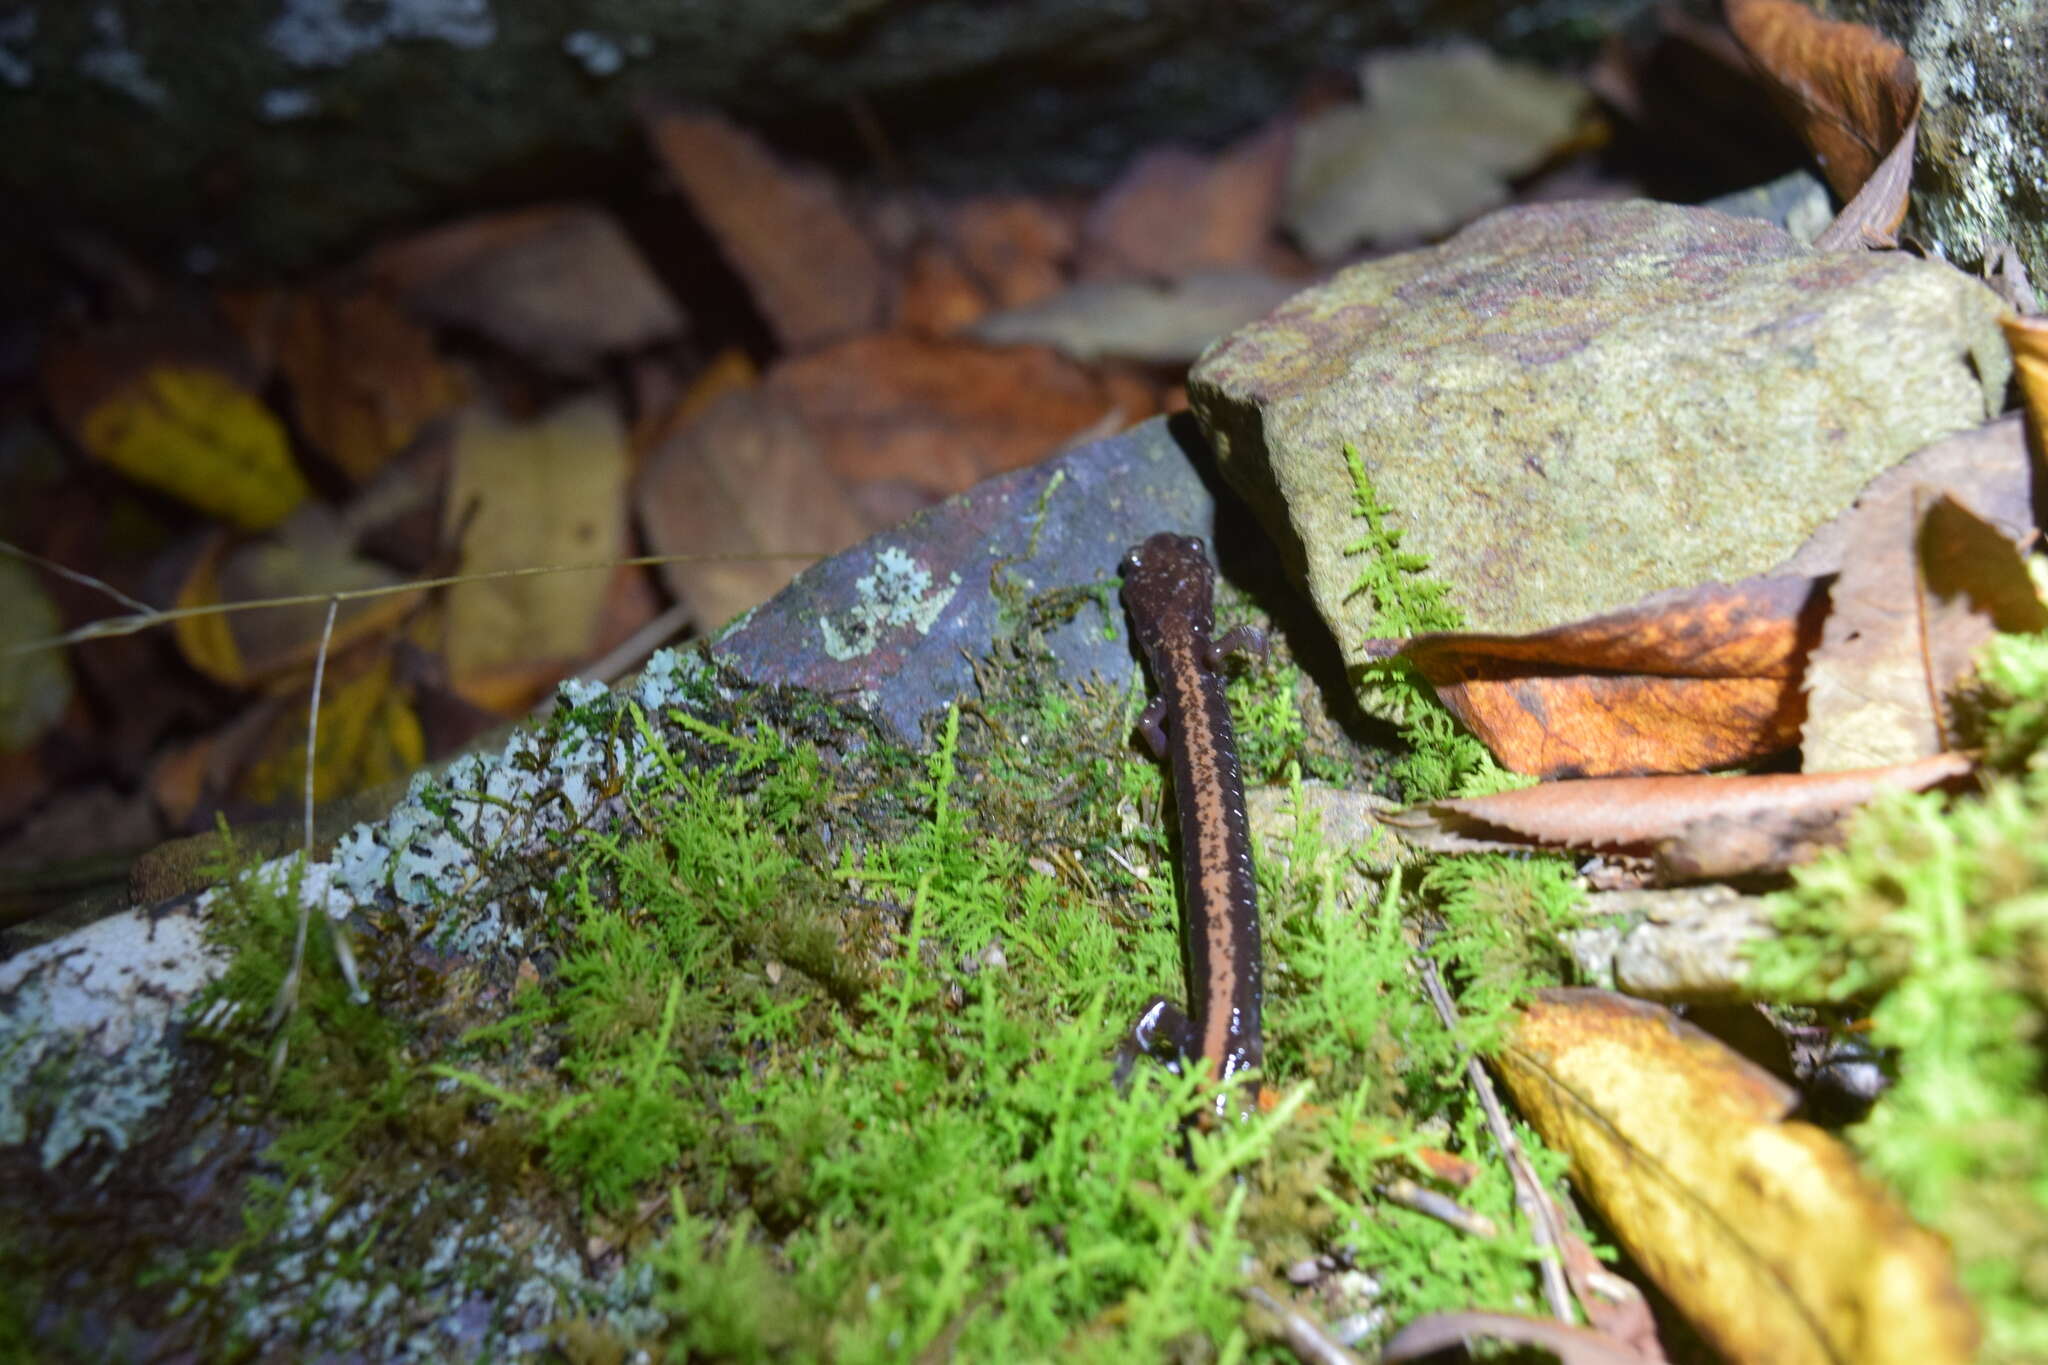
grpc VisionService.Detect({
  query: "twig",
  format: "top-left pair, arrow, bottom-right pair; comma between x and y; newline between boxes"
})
0,538 -> 154,613
1417,955 -> 1576,1323
1377,1176 -> 1498,1238
1239,1283 -> 1368,1365
3,548 -> 829,657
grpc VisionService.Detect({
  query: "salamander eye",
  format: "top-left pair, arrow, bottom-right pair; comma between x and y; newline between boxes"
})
1120,549 -> 1142,576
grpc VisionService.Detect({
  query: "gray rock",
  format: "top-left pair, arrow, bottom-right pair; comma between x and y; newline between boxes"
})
1187,199 -> 2010,662
712,414 -> 1219,742
1830,0 -> 2048,285
1703,168 -> 1834,244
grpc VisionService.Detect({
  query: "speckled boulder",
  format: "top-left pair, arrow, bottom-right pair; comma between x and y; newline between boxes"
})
1189,199 -> 2011,655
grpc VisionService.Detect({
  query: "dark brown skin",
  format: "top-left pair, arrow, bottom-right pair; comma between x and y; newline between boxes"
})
1118,531 -> 1263,1092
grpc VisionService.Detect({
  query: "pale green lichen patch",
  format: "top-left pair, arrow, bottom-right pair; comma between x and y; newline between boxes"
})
818,544 -> 961,661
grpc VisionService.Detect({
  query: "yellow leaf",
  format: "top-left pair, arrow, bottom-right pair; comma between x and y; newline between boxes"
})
442,397 -> 628,703
1494,989 -> 1976,1365
237,655 -> 425,808
172,537 -> 248,688
77,364 -> 309,530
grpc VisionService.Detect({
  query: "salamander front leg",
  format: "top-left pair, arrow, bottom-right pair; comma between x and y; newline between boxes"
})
1112,994 -> 1202,1090
1205,625 -> 1269,672
1135,695 -> 1169,759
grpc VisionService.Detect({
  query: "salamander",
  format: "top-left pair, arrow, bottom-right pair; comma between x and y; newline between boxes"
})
1118,531 -> 1264,1096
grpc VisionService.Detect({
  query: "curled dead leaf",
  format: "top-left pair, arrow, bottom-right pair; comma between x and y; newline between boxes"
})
1363,576 -> 1829,778
1495,988 -> 1977,1365
1726,0 -> 1919,204
1389,751 -> 1972,872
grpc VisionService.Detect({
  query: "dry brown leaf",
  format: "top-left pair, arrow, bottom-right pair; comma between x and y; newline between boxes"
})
637,388 -> 870,632
892,244 -> 994,337
1284,46 -> 1590,259
273,286 -> 465,483
1774,415 -> 2037,580
1079,121 -> 1291,279
1813,117 -> 1915,249
949,194 -> 1078,310
441,397 -> 629,712
645,108 -> 884,351
1390,751 -> 1970,866
1385,1312 -> 1654,1365
766,334 -> 1158,504
1726,0 -> 1920,206
371,204 -> 684,373
1363,576 -> 1829,778
171,511 -> 421,688
634,347 -> 758,455
1803,491 -> 2042,771
1495,988 -> 1978,1365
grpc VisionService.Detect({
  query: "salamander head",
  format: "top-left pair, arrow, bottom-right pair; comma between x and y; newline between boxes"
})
1120,532 -> 1216,651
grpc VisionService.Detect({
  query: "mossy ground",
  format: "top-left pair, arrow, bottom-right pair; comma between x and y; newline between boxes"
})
62,513 -> 1597,1360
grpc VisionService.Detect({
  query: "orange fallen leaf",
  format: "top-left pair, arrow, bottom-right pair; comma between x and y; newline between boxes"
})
645,108 -> 885,351
892,244 -> 994,337
1495,988 -> 1977,1365
1362,576 -> 1829,778
637,387 -> 869,632
371,204 -> 685,373
272,286 -> 465,483
1389,751 -> 1971,870
1726,0 -> 1919,245
948,194 -> 1078,310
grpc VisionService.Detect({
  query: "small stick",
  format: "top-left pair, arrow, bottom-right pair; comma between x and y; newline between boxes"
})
1417,955 -> 1576,1324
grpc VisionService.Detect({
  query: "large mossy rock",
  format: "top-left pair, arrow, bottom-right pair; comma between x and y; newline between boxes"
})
1188,199 -> 2010,656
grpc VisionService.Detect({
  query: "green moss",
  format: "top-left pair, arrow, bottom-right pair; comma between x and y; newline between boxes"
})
1338,442 -> 1527,802
137,528 -> 1597,1359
